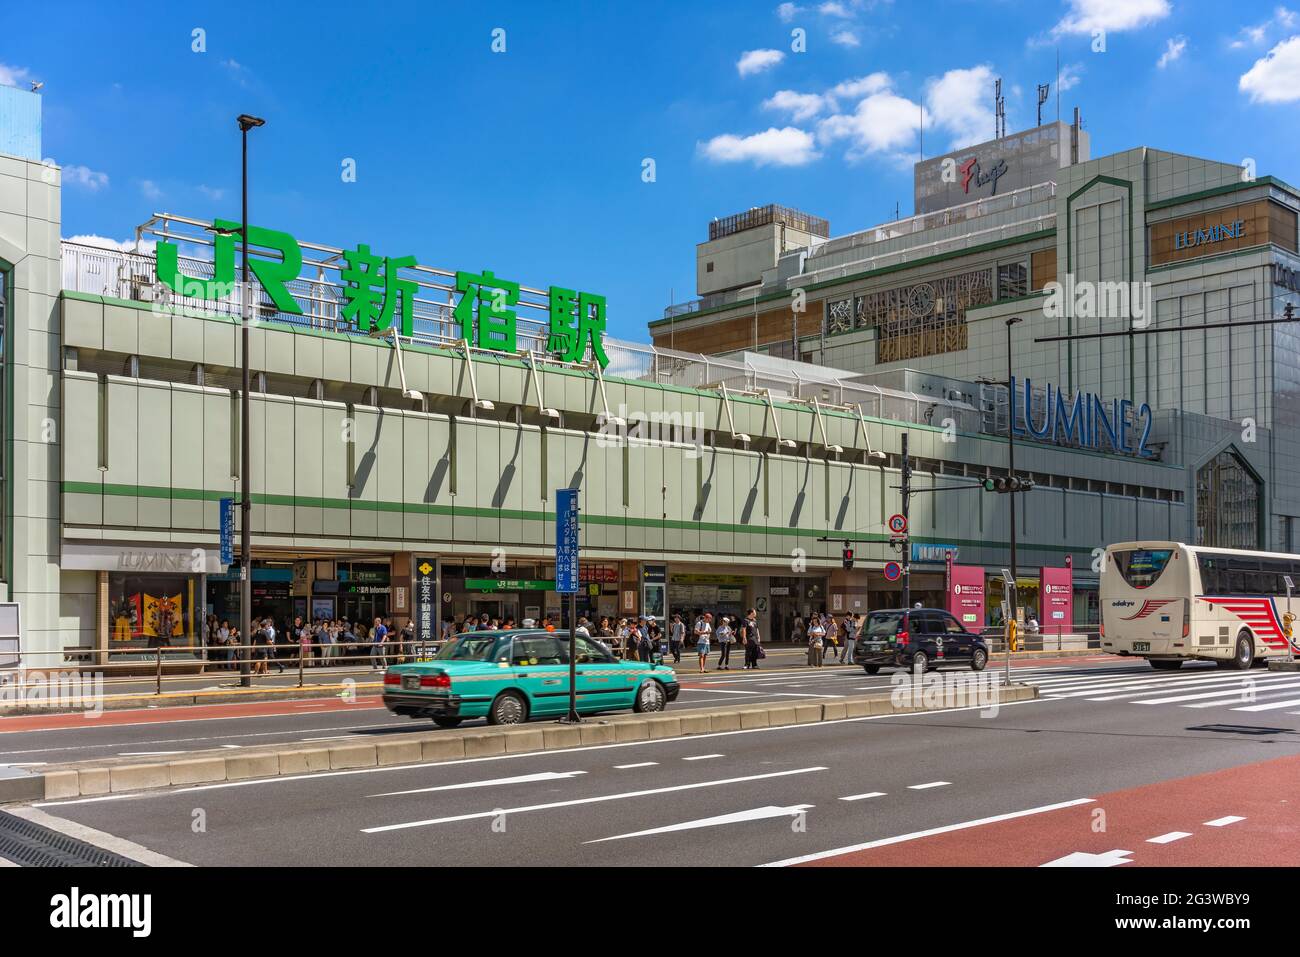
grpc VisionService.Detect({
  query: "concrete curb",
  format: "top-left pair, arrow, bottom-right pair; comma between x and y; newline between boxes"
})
0,682 -> 383,716
2,683 -> 1039,804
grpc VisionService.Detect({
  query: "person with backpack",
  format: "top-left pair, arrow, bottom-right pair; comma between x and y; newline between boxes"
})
841,612 -> 860,664
694,612 -> 713,673
740,608 -> 763,670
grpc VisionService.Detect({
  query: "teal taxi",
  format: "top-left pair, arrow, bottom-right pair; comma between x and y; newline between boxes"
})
382,629 -> 681,727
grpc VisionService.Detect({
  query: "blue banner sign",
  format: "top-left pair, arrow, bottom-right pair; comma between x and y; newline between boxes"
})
555,489 -> 580,594
912,543 -> 958,563
1010,377 -> 1154,458
219,497 -> 234,566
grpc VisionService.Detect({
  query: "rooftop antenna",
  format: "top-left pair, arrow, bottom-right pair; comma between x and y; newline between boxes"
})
1036,83 -> 1050,127
994,78 -> 1005,138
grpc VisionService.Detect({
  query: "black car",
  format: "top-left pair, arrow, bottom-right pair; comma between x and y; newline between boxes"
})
853,608 -> 989,674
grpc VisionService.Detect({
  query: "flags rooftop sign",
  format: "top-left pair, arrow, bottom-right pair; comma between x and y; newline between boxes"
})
151,216 -> 610,368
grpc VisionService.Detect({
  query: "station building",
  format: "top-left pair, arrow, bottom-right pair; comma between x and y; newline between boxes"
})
0,93 -> 1295,664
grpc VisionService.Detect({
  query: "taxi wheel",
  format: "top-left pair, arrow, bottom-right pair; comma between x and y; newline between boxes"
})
910,651 -> 930,673
863,665 -> 880,675
488,691 -> 529,725
432,717 -> 463,728
970,648 -> 988,672
633,680 -> 667,713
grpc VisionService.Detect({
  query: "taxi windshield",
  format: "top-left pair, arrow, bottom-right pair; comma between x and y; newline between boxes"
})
434,634 -> 510,662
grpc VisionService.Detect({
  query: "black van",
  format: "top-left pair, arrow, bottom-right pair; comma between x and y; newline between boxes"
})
854,608 -> 989,674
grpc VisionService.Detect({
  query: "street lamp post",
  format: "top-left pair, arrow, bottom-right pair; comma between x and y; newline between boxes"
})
1005,316 -> 1022,684
236,113 -> 264,688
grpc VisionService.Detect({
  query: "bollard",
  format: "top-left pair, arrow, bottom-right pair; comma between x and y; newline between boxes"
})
156,647 -> 163,695
298,643 -> 305,688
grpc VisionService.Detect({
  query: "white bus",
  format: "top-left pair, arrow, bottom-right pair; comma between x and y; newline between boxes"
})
1101,541 -> 1300,670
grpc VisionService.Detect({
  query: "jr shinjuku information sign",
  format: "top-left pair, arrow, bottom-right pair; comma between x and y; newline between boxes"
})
155,222 -> 610,368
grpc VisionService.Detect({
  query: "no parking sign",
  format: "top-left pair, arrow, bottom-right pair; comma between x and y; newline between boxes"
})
883,561 -> 903,582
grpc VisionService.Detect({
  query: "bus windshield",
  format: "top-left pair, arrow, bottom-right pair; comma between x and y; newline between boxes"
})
1111,548 -> 1174,589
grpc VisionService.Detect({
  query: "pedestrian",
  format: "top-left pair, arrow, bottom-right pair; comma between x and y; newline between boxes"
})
295,616 -> 312,668
616,618 -> 631,658
370,615 -> 389,670
576,616 -> 592,638
626,617 -> 644,662
265,618 -> 284,673
823,615 -> 839,661
669,613 -> 685,664
639,617 -> 658,663
715,615 -> 735,670
793,613 -> 805,646
694,613 -> 712,673
807,615 -> 826,667
741,608 -> 763,670
841,612 -> 860,664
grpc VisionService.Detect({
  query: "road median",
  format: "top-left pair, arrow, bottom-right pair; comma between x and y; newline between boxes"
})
2,682 -> 1039,804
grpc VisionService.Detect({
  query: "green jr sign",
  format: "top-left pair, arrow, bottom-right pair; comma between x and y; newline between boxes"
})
156,223 -> 609,368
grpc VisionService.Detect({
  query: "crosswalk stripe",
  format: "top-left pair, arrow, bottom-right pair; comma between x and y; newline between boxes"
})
1131,680 -> 1300,705
1035,674 -> 1271,699
1231,695 -> 1300,712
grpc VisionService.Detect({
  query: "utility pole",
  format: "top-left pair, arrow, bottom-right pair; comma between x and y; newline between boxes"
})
236,113 -> 265,687
900,432 -> 911,610
1006,317 -> 1022,670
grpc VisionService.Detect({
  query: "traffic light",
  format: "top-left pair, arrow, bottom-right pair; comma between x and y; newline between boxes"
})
982,476 -> 1036,493
842,546 -> 855,570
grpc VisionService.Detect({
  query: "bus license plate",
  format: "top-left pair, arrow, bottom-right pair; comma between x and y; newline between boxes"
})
1133,641 -> 1150,652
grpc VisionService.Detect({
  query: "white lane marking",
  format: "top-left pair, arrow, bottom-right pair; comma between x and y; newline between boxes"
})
0,761 -> 46,767
586,804 -> 814,843
682,754 -> 724,761
1040,849 -> 1133,867
5,806 -> 194,867
1027,669 -> 1234,689
1147,831 -> 1192,844
614,762 -> 658,769
371,770 -> 587,798
1204,816 -> 1245,827
0,703 -> 390,736
764,798 -> 1096,867
35,697 -> 1048,807
1035,673 -> 1268,699
1232,695 -> 1300,712
682,688 -> 845,698
839,792 -> 886,802
0,721 -> 400,757
1132,682 -> 1300,705
362,766 -> 829,834
907,781 -> 950,790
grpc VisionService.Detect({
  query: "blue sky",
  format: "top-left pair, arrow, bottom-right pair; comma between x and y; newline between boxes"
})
4,0 -> 1299,342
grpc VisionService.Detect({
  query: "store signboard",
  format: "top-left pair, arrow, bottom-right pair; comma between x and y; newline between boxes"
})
414,558 -> 437,642
947,565 -> 986,626
1041,565 -> 1074,635
555,488 -> 579,594
219,498 -> 234,566
61,542 -> 224,574
466,579 -> 555,592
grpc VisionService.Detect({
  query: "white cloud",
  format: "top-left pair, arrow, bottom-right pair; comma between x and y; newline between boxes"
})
763,89 -> 831,121
1228,7 -> 1297,49
831,30 -> 861,47
66,234 -> 156,254
1053,0 -> 1171,36
737,49 -> 785,77
1058,62 -> 1083,91
1157,36 -> 1187,68
830,72 -> 892,99
699,127 -> 821,166
818,90 -> 927,155
819,1 -> 852,16
140,179 -> 163,201
925,65 -> 997,149
776,2 -> 802,21
197,184 -> 226,201
62,165 -> 110,191
1241,35 -> 1300,102
0,62 -> 33,89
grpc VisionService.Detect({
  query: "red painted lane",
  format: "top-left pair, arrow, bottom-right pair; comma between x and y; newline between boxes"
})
802,753 -> 1300,866
0,696 -> 385,733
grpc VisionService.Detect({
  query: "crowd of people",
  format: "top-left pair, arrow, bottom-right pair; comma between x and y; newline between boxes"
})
202,614 -> 417,671
791,611 -> 863,668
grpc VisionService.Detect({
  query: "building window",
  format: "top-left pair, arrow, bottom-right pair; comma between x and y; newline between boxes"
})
1196,449 -> 1261,549
997,260 -> 1028,300
705,262 -> 714,273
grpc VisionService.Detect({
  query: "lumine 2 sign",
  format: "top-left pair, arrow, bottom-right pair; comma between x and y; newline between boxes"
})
156,222 -> 610,368
1009,376 -> 1154,458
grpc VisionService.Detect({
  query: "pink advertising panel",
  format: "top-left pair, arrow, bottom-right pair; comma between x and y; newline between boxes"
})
1040,565 -> 1074,635
948,565 -> 986,628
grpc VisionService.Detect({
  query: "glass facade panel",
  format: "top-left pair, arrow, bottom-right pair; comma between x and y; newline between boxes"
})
1195,450 -> 1261,549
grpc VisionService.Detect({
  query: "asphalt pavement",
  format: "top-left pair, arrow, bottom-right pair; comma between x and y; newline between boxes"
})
11,655 -> 1299,867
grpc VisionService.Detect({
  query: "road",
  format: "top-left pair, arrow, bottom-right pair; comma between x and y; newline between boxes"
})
5,653 -> 1300,767
7,655 -> 1298,867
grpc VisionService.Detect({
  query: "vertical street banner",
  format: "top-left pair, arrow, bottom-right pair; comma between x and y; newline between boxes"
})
947,564 -> 987,627
555,489 -> 579,594
1040,565 -> 1074,636
219,497 -> 234,567
414,558 -> 437,646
